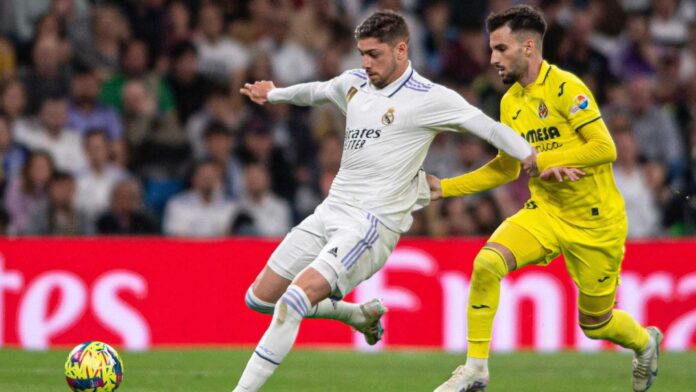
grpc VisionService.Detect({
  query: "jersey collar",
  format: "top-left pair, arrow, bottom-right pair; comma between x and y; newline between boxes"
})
511,60 -> 552,93
366,62 -> 413,97
534,60 -> 552,86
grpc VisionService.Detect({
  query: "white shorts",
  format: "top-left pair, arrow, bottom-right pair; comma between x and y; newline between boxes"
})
267,201 -> 400,298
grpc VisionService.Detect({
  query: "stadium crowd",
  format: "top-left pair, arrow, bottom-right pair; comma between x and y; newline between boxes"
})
0,0 -> 694,238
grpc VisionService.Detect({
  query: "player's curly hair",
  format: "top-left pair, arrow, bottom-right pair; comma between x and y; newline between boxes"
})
486,4 -> 547,37
354,10 -> 409,45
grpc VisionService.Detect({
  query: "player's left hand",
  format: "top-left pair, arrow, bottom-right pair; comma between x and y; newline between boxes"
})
539,167 -> 586,182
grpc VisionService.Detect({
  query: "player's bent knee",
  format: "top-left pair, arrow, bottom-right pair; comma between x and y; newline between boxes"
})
245,286 -> 276,314
472,247 -> 510,281
578,291 -> 616,318
580,311 -> 614,340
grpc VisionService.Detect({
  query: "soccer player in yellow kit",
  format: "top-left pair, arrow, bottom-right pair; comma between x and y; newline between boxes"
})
432,5 -> 662,392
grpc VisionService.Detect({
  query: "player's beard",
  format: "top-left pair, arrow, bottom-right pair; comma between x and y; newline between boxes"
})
371,55 -> 399,89
501,55 -> 529,85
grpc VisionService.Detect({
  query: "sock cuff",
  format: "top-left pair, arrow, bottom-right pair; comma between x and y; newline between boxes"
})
281,285 -> 311,317
245,287 -> 276,314
579,314 -> 614,331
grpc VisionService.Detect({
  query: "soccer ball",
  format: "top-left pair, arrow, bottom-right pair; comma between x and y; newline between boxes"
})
64,341 -> 124,392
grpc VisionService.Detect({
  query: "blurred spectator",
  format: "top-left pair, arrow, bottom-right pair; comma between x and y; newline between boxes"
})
441,26 -> 488,84
0,35 -> 17,81
202,122 -> 244,201
68,67 -> 124,140
613,128 -> 662,237
164,1 -> 194,51
422,0 -> 454,76
120,0 -> 168,59
653,50 -> 682,106
0,1 -> 51,45
470,194 -> 503,235
650,0 -> 689,46
0,114 -> 27,196
34,12 -> 73,66
72,4 -> 130,80
75,130 -> 128,224
610,13 -> 658,79
26,171 -> 92,235
443,198 -> 477,236
166,42 -> 212,124
258,10 -> 316,86
627,75 -> 685,181
15,95 -> 87,173
4,151 -> 54,234
121,80 -> 188,177
294,133 -> 341,220
100,39 -> 176,114
680,26 -> 696,82
20,37 -> 71,114
187,85 -> 248,159
96,178 -> 158,235
424,133 -> 459,179
240,161 -> 292,237
228,0 -> 274,47
194,2 -> 250,83
289,0 -> 342,53
163,160 -> 238,237
557,10 -> 614,104
0,79 -> 29,131
238,118 -> 296,203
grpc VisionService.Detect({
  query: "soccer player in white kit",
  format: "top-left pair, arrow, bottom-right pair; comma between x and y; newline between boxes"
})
234,10 -> 536,391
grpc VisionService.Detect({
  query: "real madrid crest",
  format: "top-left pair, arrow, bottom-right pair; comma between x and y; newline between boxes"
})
538,100 -> 548,119
382,107 -> 395,125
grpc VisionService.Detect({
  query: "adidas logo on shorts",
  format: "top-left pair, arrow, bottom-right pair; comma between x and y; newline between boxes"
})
328,247 -> 338,257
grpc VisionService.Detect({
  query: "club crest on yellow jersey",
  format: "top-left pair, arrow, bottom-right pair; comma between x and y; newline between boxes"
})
382,107 -> 395,125
538,100 -> 548,119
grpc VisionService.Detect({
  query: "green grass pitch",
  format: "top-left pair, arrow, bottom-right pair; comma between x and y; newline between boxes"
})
1,348 -> 695,391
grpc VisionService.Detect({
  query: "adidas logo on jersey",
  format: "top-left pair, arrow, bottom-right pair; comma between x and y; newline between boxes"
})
328,247 -> 338,257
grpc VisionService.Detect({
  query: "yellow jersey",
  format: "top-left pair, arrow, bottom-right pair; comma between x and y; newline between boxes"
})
499,61 -> 625,228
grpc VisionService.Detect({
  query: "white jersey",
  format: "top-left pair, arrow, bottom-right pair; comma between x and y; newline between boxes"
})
268,64 -> 531,233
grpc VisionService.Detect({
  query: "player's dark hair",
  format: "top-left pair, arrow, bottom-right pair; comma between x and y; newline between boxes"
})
354,10 -> 409,45
486,5 -> 547,38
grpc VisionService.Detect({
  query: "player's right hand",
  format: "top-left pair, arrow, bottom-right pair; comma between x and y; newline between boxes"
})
427,174 -> 442,201
539,167 -> 586,182
240,80 -> 276,105
521,148 -> 539,177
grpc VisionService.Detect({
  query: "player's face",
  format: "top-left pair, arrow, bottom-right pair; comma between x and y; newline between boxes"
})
489,26 -> 529,85
357,37 -> 404,89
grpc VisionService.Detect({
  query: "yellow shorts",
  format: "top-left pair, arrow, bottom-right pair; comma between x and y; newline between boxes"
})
490,204 -> 628,298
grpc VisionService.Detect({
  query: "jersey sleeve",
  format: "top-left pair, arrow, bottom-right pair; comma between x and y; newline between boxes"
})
415,86 -> 484,131
441,151 -> 520,197
267,69 -> 366,114
555,78 -> 601,131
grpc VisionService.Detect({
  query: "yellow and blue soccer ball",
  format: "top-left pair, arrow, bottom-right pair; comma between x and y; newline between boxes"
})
64,341 -> 124,392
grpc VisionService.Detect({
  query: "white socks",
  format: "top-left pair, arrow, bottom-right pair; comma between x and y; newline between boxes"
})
234,285 -> 311,392
245,286 -> 365,328
465,357 -> 489,373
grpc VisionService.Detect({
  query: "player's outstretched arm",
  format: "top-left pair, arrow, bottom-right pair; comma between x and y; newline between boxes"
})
536,119 -> 616,171
240,80 -> 276,105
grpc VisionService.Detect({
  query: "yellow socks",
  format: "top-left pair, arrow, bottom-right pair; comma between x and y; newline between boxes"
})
467,247 -> 508,359
581,309 -> 650,352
